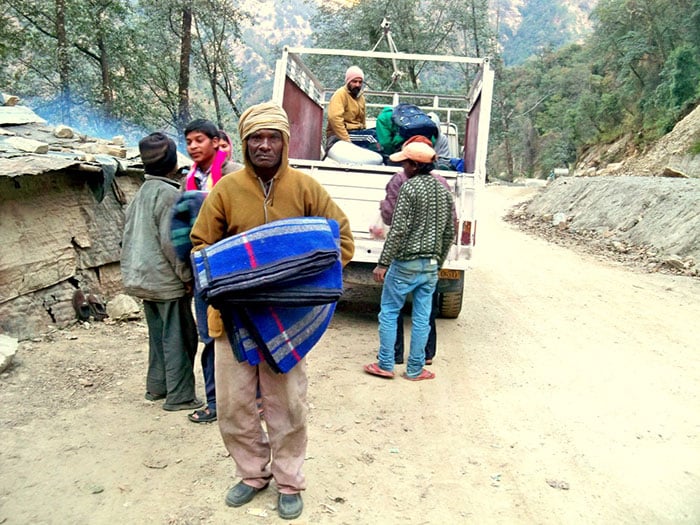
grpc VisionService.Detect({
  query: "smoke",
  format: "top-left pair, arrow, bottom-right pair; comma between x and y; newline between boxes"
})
27,94 -> 152,146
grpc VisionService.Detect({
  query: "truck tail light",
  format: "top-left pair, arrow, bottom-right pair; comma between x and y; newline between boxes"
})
461,220 -> 476,246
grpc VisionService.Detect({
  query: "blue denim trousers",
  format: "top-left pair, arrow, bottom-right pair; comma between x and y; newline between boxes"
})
377,258 -> 438,377
195,293 -> 216,410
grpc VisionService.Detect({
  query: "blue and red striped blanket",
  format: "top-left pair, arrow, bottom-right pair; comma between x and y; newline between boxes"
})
192,216 -> 343,373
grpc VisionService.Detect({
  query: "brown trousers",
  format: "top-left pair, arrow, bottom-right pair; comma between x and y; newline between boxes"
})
215,335 -> 308,493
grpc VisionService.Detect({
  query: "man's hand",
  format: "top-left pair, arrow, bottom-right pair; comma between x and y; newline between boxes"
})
184,280 -> 194,296
373,265 -> 387,283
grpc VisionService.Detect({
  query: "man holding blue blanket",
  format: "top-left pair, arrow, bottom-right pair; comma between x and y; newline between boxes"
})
190,101 -> 353,520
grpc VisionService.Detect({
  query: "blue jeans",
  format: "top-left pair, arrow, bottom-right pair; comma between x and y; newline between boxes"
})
195,293 -> 216,410
395,288 -> 438,363
377,258 -> 438,377
201,341 -> 216,410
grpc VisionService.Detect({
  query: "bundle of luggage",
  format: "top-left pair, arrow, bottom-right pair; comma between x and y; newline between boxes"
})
376,103 -> 439,156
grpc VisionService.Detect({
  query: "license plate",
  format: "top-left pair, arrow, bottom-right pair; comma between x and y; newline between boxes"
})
438,269 -> 461,280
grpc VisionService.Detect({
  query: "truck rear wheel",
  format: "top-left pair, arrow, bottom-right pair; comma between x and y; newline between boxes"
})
438,291 -> 463,318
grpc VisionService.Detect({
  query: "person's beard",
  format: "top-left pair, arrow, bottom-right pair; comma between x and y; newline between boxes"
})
349,85 -> 362,98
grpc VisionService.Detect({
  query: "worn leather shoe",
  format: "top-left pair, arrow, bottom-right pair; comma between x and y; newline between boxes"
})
277,493 -> 303,520
225,481 -> 269,507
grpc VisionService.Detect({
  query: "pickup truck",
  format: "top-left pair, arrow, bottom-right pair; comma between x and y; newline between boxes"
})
271,46 -> 494,318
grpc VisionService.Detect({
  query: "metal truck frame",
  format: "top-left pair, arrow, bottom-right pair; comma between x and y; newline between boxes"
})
271,46 -> 494,318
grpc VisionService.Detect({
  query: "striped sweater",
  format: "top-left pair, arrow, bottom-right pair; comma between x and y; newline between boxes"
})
378,173 -> 455,267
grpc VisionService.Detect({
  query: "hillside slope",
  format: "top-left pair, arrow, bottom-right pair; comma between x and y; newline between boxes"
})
576,104 -> 700,178
507,176 -> 700,277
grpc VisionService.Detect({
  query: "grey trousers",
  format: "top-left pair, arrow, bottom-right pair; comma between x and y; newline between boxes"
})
143,296 -> 198,404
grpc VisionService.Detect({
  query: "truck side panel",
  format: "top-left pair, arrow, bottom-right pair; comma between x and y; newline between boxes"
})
464,96 -> 481,174
284,77 -> 324,161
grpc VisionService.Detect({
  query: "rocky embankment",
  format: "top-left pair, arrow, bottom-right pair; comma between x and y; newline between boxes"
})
506,176 -> 700,277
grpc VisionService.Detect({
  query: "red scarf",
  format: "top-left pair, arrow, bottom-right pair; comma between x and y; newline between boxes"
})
185,149 -> 227,191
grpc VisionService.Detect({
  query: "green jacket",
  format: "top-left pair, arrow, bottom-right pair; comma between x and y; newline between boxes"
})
376,106 -> 404,154
379,173 -> 455,267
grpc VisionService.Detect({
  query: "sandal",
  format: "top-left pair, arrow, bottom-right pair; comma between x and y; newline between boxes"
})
188,407 -> 217,423
363,362 -> 395,378
402,369 -> 435,381
145,391 -> 166,401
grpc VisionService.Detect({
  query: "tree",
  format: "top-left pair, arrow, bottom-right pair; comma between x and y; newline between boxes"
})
590,0 -> 700,136
311,0 -> 493,91
177,3 -> 193,132
55,0 -> 70,123
2,0 -> 248,141
191,0 -> 248,127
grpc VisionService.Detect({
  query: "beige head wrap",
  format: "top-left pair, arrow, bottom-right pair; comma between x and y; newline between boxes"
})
238,101 -> 290,141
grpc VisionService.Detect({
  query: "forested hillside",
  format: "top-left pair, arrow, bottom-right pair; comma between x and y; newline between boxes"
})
499,0 -> 597,65
492,0 -> 700,179
1,0 -> 698,177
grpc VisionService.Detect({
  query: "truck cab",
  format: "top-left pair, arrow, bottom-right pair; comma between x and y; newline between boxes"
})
271,46 -> 494,318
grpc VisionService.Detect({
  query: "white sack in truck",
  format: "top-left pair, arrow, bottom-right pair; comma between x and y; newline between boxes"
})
327,140 -> 383,165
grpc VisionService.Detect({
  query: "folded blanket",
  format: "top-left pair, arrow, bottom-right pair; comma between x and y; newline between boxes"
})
170,190 -> 207,263
197,216 -> 344,374
209,259 -> 343,306
192,217 -> 339,296
222,303 -> 337,373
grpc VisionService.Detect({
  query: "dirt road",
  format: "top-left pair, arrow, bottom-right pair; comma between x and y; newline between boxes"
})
1,185 -> 698,524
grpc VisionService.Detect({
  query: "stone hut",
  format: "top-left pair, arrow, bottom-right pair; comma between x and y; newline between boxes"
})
0,101 -> 149,340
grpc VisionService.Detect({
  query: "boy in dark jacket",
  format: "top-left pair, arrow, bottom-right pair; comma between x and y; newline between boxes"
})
121,132 -> 202,411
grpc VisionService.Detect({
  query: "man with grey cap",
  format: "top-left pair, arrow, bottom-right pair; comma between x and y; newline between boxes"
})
191,101 -> 354,520
121,132 -> 202,412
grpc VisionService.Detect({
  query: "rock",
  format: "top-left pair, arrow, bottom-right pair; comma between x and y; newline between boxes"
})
111,135 -> 125,145
106,294 -> 142,321
660,167 -> 688,178
5,136 -> 49,154
76,143 -> 127,158
552,212 -> 568,227
1,93 -> 20,106
611,241 -> 629,253
0,334 -> 18,373
661,256 -> 686,271
546,478 -> 570,490
53,125 -> 74,139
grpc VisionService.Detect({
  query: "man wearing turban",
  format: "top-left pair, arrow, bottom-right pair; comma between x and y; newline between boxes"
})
190,101 -> 354,520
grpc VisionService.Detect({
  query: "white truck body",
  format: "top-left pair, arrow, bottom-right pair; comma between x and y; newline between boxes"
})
271,46 -> 494,317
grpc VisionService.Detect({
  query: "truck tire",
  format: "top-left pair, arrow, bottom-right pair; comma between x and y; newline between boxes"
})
438,291 -> 463,318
